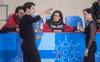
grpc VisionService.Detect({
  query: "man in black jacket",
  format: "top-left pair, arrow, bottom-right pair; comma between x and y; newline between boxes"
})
19,2 -> 41,62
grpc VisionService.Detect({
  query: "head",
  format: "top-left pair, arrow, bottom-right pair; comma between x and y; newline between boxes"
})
23,2 -> 35,15
83,8 -> 96,22
51,10 -> 63,22
15,6 -> 24,18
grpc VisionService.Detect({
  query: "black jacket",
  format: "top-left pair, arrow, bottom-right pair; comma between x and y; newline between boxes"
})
85,21 -> 96,49
19,15 -> 41,41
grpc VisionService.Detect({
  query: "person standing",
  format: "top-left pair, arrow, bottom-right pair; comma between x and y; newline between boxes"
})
19,2 -> 41,62
82,8 -> 97,62
19,2 -> 53,62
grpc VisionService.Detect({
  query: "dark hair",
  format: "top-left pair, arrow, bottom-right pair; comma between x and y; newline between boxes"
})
83,8 -> 97,21
15,6 -> 23,13
23,2 -> 35,12
51,10 -> 63,22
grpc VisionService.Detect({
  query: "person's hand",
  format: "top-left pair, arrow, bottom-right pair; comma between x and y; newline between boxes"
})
85,49 -> 89,57
16,28 -> 19,32
16,24 -> 19,32
35,8 -> 54,16
79,28 -> 85,32
38,8 -> 54,21
44,8 -> 54,14
76,28 -> 84,32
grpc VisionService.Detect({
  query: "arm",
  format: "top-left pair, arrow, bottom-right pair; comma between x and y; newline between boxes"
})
64,24 -> 74,32
86,23 -> 96,49
32,15 -> 41,23
32,8 -> 54,23
43,23 -> 52,32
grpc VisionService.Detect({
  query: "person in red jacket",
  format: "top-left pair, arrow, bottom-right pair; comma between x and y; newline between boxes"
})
43,10 -> 74,32
1,6 -> 24,31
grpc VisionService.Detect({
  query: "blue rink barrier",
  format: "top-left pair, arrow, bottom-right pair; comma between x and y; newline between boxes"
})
0,32 -> 100,62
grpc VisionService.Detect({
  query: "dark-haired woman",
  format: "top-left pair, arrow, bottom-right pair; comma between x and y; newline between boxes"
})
43,10 -> 74,32
82,8 -> 97,62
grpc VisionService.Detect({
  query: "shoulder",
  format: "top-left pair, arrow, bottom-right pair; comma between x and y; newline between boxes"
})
23,15 -> 32,18
89,21 -> 96,27
23,15 -> 32,21
6,14 -> 16,22
7,14 -> 14,19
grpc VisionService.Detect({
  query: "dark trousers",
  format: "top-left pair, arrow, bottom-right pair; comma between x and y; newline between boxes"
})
21,40 -> 41,62
84,42 -> 97,62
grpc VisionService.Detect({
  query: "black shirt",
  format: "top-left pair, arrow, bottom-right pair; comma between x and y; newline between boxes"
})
85,21 -> 96,49
19,15 -> 41,41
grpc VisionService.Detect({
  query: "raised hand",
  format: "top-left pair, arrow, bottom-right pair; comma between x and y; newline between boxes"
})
44,8 -> 54,14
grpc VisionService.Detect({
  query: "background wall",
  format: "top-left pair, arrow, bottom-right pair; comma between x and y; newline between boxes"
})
0,0 -> 97,28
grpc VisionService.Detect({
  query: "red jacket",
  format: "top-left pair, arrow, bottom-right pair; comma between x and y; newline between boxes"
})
97,29 -> 100,32
2,14 -> 17,28
43,23 -> 74,32
1,14 -> 19,31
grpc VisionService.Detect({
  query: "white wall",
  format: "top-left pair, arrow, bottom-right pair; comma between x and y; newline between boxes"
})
34,0 -> 96,17
0,0 -> 96,16
0,0 -> 96,28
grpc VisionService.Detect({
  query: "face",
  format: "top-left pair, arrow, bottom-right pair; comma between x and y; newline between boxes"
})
27,5 -> 35,15
83,11 -> 92,21
53,13 -> 61,22
16,9 -> 24,18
